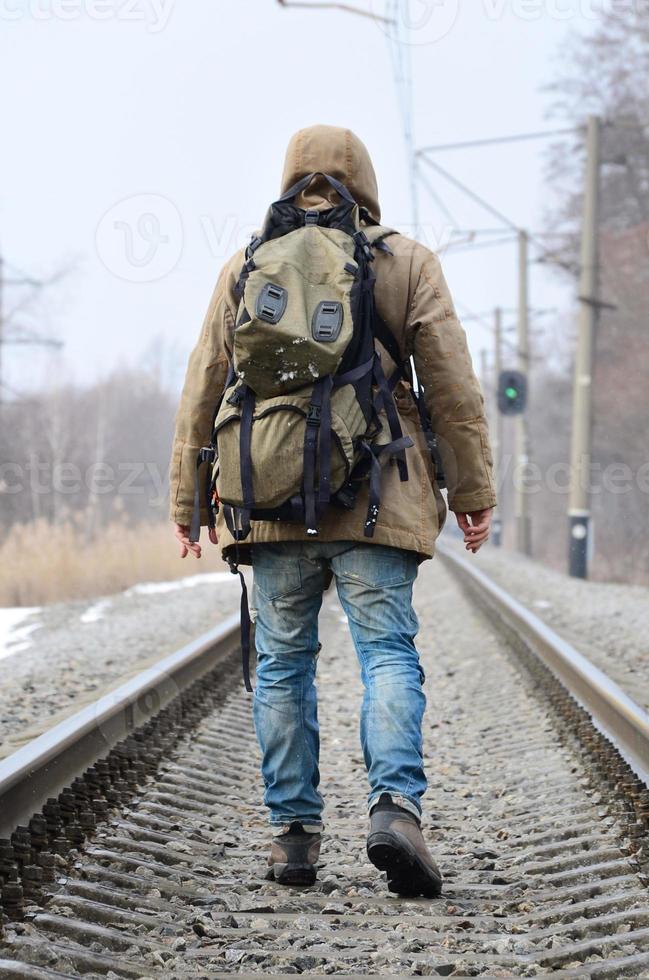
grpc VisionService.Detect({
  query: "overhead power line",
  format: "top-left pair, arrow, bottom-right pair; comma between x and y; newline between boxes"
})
417,127 -> 580,156
418,154 -> 579,275
275,0 -> 393,23
441,234 -> 518,256
420,154 -> 518,232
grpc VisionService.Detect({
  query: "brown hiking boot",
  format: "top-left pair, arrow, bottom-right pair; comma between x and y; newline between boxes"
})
367,795 -> 442,898
266,821 -> 322,886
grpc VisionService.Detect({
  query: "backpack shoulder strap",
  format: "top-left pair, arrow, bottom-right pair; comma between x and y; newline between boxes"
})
365,225 -> 398,253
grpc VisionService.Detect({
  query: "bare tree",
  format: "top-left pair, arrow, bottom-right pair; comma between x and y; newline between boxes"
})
539,8 -> 649,583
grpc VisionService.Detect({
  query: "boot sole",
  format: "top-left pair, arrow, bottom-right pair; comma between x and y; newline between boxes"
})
367,831 -> 442,898
268,862 -> 317,887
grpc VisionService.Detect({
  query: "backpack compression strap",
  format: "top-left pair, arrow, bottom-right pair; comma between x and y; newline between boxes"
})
372,313 -> 446,488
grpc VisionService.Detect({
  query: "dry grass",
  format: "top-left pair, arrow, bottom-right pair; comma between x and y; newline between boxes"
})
0,517 -> 227,607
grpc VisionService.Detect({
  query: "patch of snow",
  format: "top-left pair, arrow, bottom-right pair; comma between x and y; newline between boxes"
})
0,607 -> 42,662
80,598 -> 113,624
532,599 -> 552,610
125,571 -> 236,597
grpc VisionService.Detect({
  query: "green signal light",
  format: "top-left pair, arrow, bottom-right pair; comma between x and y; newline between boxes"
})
505,386 -> 518,399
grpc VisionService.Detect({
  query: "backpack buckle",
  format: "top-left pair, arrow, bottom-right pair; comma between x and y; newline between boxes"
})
312,301 -> 343,343
199,446 -> 216,464
226,387 -> 245,407
256,282 -> 288,324
304,210 -> 319,226
306,404 -> 322,426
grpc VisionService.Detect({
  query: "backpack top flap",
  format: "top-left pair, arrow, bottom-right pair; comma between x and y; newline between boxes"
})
233,224 -> 359,399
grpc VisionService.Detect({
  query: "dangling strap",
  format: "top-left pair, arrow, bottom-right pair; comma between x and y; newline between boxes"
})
318,376 -> 334,506
239,386 -> 256,513
360,436 -> 414,538
412,387 -> 447,488
189,446 -> 216,544
227,557 -> 253,693
372,354 -> 408,483
303,378 -> 326,534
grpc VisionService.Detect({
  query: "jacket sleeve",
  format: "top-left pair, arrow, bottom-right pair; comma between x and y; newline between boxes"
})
169,266 -> 235,526
409,250 -> 497,514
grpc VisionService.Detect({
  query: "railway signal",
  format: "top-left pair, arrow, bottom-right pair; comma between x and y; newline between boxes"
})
497,369 -> 527,416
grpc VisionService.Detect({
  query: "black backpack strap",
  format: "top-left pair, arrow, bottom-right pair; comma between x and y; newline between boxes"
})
303,377 -> 327,534
373,313 -> 405,375
239,386 -> 256,513
189,446 -> 217,544
278,171 -> 357,206
318,376 -> 335,506
412,387 -> 446,488
225,554 -> 253,694
360,435 -> 414,537
372,353 -> 408,483
332,354 -> 375,388
223,504 -> 251,542
373,313 -> 447,486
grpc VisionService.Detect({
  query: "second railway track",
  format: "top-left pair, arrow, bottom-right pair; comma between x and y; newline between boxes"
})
1,550 -> 649,977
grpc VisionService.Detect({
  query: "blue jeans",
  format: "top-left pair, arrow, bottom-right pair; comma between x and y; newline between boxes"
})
251,541 -> 427,830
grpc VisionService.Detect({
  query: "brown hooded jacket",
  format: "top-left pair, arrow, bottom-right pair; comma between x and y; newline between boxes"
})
169,125 -> 496,561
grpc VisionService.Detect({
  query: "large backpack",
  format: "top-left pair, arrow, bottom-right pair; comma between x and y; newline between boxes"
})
190,172 -> 444,689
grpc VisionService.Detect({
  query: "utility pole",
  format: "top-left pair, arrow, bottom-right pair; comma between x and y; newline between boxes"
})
515,229 -> 532,556
0,254 -> 4,406
568,115 -> 600,579
492,306 -> 503,546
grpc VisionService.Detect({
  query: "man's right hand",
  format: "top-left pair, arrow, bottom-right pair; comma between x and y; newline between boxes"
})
173,523 -> 218,559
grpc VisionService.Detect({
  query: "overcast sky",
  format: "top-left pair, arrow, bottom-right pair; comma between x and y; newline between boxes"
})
1,0 -> 595,395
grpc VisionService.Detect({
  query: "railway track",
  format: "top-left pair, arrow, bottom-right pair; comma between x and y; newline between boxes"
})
1,552 -> 649,977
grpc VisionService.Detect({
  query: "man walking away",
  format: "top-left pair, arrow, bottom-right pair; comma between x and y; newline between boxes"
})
170,125 -> 496,898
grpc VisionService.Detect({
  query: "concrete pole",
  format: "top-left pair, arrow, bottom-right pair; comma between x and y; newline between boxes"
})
492,307 -> 503,546
568,115 -> 600,578
0,254 -> 3,407
515,230 -> 532,556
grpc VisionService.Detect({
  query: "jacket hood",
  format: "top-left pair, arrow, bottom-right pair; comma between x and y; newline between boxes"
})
280,125 -> 381,223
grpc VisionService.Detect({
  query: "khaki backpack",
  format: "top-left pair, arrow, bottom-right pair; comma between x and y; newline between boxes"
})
192,172 -> 415,545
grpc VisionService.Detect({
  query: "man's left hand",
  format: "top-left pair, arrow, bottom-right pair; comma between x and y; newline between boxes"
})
454,508 -> 494,554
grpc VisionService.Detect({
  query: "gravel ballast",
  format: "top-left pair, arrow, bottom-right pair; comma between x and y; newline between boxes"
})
3,559 -> 649,976
0,570 -> 242,757
446,537 -> 649,712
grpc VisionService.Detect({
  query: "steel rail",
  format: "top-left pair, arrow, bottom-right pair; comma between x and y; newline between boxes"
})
437,542 -> 649,786
0,613 -> 241,839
